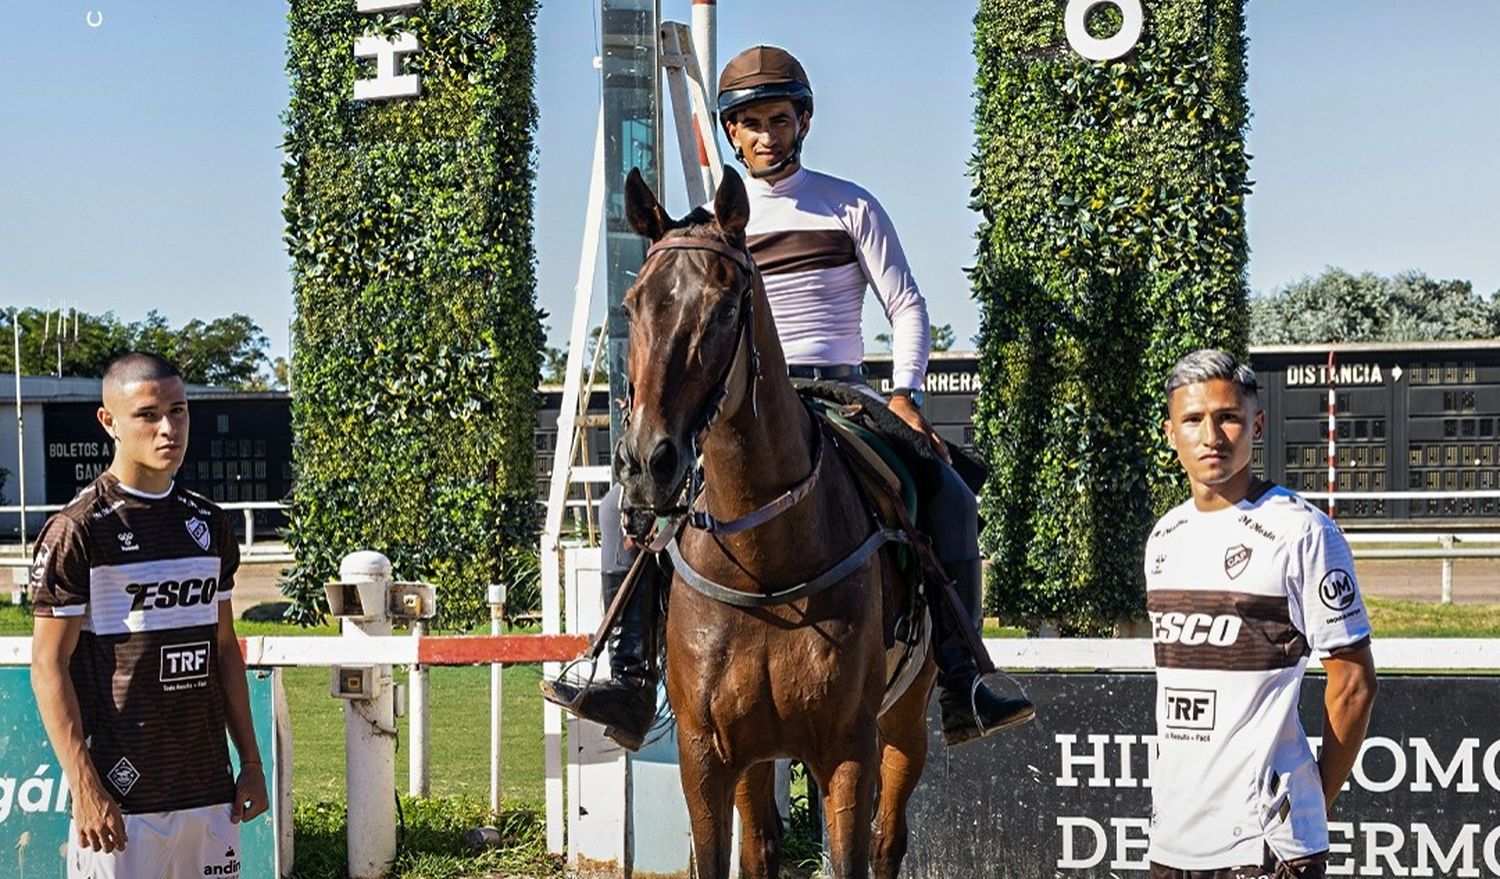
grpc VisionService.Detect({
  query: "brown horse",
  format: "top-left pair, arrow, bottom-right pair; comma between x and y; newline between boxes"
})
613,165 -> 937,879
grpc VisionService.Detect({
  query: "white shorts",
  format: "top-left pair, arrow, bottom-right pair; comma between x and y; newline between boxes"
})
68,803 -> 242,879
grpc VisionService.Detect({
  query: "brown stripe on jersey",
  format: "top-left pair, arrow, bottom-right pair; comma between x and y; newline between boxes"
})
1149,589 -> 1310,671
747,229 -> 857,275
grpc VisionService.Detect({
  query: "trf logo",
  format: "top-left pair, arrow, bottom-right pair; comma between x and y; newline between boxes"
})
161,641 -> 211,683
1223,543 -> 1252,579
1319,568 -> 1358,612
1163,688 -> 1217,731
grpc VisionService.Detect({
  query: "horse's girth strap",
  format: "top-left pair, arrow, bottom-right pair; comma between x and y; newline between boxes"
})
664,527 -> 907,609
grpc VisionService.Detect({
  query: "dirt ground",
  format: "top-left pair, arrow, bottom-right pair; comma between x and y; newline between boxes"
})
227,557 -> 1500,618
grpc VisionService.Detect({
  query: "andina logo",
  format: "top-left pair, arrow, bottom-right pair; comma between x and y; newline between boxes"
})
126,577 -> 219,612
203,847 -> 241,876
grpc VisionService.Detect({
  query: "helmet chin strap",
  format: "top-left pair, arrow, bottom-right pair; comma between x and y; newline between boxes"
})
746,134 -> 804,179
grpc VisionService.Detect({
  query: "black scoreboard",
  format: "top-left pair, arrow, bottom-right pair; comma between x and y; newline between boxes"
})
536,344 -> 1500,529
1254,342 -> 1500,527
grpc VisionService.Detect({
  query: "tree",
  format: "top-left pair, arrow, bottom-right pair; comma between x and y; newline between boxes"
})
281,0 -> 543,627
1251,268 -> 1500,344
4,307 -> 270,386
540,325 -> 604,384
972,0 -> 1250,633
874,322 -> 956,353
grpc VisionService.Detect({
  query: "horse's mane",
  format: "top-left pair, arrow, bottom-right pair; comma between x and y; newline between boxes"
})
661,207 -> 722,241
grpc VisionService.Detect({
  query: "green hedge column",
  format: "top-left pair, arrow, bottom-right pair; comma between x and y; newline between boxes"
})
972,1 -> 1250,633
282,0 -> 542,626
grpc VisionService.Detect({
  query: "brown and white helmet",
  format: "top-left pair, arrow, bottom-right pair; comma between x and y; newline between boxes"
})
717,45 -> 814,123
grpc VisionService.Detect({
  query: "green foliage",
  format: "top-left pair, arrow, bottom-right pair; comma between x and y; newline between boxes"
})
1252,268 -> 1500,345
874,322 -> 957,353
971,1 -> 1250,632
281,0 -> 543,626
292,796 -> 560,879
2,308 -> 270,386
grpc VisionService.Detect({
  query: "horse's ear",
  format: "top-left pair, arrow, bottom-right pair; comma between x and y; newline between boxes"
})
714,166 -> 750,247
625,167 -> 668,241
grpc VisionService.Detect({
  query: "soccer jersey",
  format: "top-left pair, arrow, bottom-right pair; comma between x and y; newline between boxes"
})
1144,481 -> 1371,870
738,166 -> 930,391
31,472 -> 239,814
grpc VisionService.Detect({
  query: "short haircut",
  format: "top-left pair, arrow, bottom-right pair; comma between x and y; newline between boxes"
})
1164,349 -> 1259,410
103,352 -> 181,389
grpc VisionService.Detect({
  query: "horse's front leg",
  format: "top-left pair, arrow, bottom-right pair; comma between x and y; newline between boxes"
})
734,760 -> 783,879
677,727 -> 737,879
812,733 -> 881,879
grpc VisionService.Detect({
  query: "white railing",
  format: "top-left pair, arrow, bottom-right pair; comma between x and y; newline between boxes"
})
1341,531 -> 1500,605
0,501 -> 291,563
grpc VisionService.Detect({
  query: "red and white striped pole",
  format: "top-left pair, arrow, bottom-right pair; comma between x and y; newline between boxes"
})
1327,348 -> 1337,518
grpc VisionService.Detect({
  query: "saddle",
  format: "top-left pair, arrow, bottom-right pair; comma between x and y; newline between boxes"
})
794,380 -> 941,715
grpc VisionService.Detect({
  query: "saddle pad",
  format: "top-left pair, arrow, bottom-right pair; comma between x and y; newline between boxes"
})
807,401 -> 920,521
881,602 -> 930,717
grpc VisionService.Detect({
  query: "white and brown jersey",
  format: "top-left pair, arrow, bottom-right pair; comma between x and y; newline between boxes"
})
734,167 -> 931,390
1144,481 -> 1371,872
31,472 -> 238,814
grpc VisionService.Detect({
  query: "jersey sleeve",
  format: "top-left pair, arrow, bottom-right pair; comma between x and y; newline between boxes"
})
216,510 -> 240,600
1288,517 -> 1372,653
29,514 -> 91,617
843,189 -> 930,391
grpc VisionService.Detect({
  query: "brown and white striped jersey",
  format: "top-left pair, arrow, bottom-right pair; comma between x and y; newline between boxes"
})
31,471 -> 238,814
1144,481 -> 1371,871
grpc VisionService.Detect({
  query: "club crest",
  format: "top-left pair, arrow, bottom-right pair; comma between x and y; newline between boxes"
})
186,517 -> 211,551
1223,544 -> 1252,580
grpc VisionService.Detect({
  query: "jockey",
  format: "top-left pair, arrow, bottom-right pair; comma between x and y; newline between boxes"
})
543,45 -> 1036,750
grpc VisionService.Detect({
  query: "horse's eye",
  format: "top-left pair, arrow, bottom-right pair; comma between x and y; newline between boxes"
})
718,304 -> 738,324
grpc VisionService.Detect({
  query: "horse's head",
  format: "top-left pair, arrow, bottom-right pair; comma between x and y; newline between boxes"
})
614,166 -> 757,520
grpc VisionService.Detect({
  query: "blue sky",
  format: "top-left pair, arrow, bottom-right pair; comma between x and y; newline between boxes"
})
3,1 -> 1497,364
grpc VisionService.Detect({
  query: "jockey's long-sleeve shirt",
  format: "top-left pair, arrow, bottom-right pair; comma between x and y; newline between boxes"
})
739,167 -> 930,392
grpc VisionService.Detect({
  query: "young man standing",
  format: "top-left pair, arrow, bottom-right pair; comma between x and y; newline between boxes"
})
29,352 -> 267,879
544,45 -> 1035,749
1146,349 -> 1378,879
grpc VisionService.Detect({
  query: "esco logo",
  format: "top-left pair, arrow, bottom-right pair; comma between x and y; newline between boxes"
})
1150,611 -> 1242,647
127,577 -> 219,612
1065,0 -> 1145,62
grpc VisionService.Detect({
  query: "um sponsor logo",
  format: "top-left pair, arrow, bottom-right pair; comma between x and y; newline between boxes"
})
1319,568 -> 1358,612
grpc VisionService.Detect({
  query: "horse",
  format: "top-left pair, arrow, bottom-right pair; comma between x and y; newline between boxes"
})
612,164 -> 938,879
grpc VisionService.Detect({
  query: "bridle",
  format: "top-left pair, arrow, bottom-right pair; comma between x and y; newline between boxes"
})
616,233 -> 904,611
621,235 -> 826,535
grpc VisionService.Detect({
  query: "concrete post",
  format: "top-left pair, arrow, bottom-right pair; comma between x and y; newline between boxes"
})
338,551 -> 398,878
1441,535 -> 1455,605
408,619 -> 429,797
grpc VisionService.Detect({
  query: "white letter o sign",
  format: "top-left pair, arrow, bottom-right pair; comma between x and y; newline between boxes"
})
1065,0 -> 1145,61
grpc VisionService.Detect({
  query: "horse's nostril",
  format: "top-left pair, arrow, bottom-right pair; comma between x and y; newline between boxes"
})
614,443 -> 641,478
647,439 -> 679,484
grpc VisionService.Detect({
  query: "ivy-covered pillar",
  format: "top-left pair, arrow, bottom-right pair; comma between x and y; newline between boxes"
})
281,0 -> 543,626
971,0 -> 1251,633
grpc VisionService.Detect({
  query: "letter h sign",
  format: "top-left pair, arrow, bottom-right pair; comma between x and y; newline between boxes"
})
354,0 -> 423,101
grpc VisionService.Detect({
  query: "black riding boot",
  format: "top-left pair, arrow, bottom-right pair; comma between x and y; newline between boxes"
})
539,565 -> 661,751
933,559 -> 1036,746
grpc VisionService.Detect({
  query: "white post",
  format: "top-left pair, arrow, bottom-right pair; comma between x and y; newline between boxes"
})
1441,535 -> 1455,605
243,508 -> 256,551
543,101 -> 607,855
489,582 -> 507,813
408,619 -> 430,797
339,551 -> 398,878
662,24 -> 709,208
690,0 -> 719,196
12,312 -> 27,554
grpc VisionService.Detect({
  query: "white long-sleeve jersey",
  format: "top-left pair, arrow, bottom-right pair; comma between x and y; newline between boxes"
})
736,167 -> 930,391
